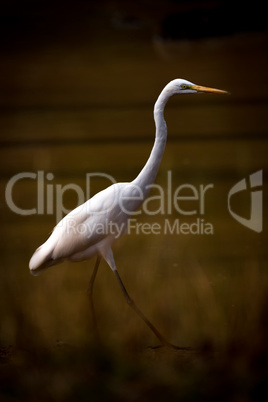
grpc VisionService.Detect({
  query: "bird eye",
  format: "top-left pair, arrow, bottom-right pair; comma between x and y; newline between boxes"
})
181,84 -> 189,90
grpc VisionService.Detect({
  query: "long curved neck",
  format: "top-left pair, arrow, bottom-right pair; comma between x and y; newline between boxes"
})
132,84 -> 173,197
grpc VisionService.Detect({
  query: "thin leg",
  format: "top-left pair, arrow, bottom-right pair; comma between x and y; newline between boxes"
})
87,256 -> 101,342
113,269 -> 189,350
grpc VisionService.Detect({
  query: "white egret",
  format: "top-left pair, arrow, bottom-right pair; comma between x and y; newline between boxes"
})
29,79 -> 227,348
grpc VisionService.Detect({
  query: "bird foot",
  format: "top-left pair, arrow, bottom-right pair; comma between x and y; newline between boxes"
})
147,342 -> 192,351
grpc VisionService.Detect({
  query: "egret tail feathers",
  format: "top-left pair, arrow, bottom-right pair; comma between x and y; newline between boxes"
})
29,241 -> 61,275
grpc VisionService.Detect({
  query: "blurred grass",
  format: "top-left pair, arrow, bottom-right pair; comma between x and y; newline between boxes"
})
1,250 -> 268,401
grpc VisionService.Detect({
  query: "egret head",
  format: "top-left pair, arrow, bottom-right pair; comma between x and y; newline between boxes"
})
170,79 -> 228,95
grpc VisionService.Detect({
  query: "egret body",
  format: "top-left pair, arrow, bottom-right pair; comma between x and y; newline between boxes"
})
29,79 -> 227,347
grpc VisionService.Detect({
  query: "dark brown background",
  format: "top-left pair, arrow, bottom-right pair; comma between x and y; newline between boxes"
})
1,1 -> 268,400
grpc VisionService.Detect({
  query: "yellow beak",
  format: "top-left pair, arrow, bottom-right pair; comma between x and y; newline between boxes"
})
192,85 -> 229,94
